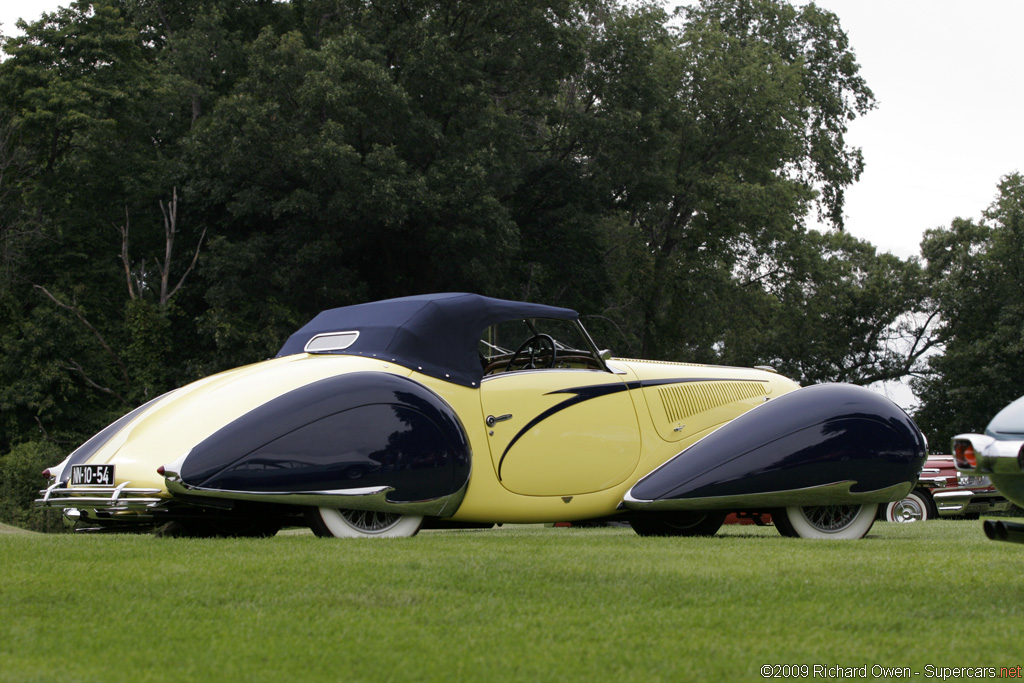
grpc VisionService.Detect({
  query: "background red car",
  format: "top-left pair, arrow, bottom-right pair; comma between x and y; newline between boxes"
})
883,455 -> 1013,522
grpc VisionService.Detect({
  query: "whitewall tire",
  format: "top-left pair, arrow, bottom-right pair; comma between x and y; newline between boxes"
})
773,503 -> 878,539
308,507 -> 423,538
884,491 -> 932,523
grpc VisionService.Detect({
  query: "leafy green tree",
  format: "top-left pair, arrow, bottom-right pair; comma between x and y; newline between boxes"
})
0,440 -> 65,531
716,229 -> 934,386
913,173 -> 1024,448
581,0 -> 875,359
184,0 -> 621,360
0,0 -> 209,444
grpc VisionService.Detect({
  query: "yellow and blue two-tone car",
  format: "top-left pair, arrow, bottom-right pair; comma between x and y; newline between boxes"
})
38,293 -> 927,540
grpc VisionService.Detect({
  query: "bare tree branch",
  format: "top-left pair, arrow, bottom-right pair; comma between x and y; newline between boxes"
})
115,206 -> 139,300
157,187 -> 205,306
118,188 -> 205,306
63,359 -> 125,403
158,188 -> 176,304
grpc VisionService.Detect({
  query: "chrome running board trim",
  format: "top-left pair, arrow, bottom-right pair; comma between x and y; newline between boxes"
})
622,480 -> 913,511
162,476 -> 468,517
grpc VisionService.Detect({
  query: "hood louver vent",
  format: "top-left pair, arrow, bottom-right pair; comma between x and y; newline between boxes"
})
659,381 -> 766,423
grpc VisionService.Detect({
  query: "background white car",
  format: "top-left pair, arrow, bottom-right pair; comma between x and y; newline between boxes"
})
953,395 -> 1024,543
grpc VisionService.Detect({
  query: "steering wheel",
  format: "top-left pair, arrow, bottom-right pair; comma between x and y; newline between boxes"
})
506,334 -> 557,372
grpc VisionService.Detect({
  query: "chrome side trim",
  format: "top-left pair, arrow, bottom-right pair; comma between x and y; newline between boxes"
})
917,467 -> 946,488
622,480 -> 913,511
932,489 -> 1012,516
931,489 -> 973,515
162,476 -> 468,517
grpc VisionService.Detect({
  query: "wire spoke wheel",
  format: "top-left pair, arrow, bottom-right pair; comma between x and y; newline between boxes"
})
341,509 -> 404,533
306,507 -> 423,538
773,503 -> 878,539
804,505 -> 861,531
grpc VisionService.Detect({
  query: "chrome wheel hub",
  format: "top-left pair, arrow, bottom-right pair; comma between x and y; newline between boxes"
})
891,499 -> 924,523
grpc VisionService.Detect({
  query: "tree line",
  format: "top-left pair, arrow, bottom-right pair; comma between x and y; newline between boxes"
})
0,0 -> 1019,529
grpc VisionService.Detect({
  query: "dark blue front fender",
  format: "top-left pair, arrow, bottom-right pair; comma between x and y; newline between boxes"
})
168,372 -> 471,512
625,383 -> 927,511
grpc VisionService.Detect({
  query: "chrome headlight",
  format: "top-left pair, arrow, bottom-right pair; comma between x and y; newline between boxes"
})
957,471 -> 991,487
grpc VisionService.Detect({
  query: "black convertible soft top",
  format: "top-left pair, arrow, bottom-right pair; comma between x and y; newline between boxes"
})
276,293 -> 578,387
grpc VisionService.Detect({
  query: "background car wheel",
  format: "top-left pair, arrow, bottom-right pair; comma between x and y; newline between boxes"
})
307,507 -> 423,538
884,490 -> 934,523
629,511 -> 727,537
772,504 -> 878,539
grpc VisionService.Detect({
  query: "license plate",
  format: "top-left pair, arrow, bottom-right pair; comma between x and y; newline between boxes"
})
70,464 -> 114,486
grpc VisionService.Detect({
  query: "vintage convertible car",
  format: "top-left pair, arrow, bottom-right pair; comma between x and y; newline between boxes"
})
953,395 -> 1024,543
38,293 -> 927,539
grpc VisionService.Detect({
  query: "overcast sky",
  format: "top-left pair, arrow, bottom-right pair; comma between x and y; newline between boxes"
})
3,0 -> 1023,261
811,0 -> 1024,259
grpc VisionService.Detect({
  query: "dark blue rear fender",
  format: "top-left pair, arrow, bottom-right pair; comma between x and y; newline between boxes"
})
625,383 -> 927,510
176,373 -> 471,506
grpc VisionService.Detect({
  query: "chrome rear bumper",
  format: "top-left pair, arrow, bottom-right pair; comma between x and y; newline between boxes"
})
36,482 -> 166,511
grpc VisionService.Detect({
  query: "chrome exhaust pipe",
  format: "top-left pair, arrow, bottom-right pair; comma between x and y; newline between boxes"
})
983,519 -> 1024,544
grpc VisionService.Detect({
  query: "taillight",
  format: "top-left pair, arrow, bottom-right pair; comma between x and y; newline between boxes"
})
953,440 -> 977,469
42,468 -> 51,479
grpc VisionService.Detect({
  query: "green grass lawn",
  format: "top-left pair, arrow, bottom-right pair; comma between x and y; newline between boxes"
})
2,520 -> 1022,682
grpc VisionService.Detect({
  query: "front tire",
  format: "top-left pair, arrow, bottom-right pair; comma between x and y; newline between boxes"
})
773,504 -> 878,539
884,490 -> 933,523
307,507 -> 423,538
629,511 -> 727,537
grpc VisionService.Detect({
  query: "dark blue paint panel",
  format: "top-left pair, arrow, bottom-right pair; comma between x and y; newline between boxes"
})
179,373 -> 471,503
630,383 -> 927,503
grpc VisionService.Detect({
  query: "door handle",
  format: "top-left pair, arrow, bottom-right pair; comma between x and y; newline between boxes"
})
486,414 -> 513,427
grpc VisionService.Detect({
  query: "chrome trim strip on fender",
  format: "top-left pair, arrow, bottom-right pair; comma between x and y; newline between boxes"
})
622,480 -> 914,511
162,475 -> 468,517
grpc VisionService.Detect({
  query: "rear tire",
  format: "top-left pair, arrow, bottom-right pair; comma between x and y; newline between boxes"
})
307,507 -> 423,538
773,504 -> 877,539
629,511 -> 727,537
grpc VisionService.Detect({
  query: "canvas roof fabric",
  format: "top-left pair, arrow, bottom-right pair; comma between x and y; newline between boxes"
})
276,293 -> 578,387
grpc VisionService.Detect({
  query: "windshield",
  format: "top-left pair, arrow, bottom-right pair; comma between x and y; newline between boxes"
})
479,318 -> 604,375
